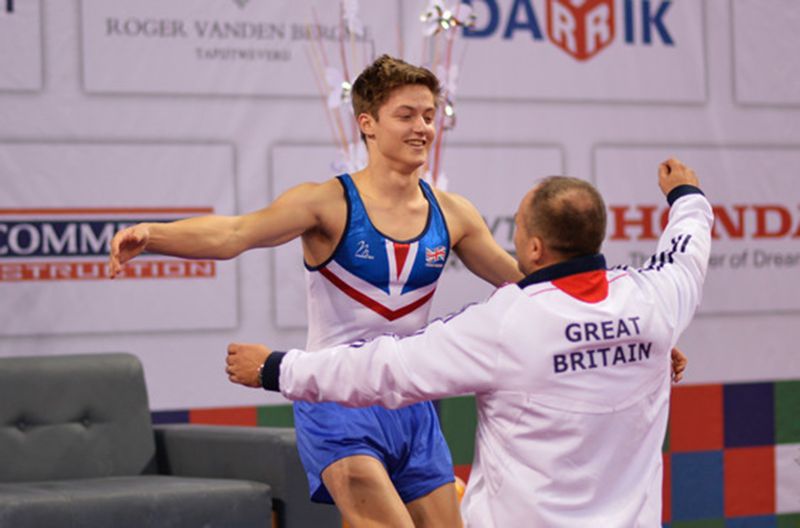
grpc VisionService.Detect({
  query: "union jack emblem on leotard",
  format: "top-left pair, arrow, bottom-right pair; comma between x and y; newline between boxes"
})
425,246 -> 447,267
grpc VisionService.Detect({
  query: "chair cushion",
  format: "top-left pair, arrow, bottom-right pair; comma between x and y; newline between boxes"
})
0,475 -> 272,528
0,353 -> 155,482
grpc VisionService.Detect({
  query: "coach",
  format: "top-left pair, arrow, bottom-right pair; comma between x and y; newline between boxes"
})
227,158 -> 712,527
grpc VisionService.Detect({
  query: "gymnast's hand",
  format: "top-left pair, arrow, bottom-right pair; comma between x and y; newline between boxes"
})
226,342 -> 271,388
109,224 -> 151,278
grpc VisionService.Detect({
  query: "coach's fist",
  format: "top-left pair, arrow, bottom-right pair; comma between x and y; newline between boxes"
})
226,342 -> 271,388
659,157 -> 700,196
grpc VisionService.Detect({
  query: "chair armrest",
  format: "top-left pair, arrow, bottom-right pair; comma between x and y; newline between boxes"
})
153,424 -> 340,528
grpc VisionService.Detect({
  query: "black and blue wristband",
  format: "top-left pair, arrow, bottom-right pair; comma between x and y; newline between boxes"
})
260,351 -> 287,392
666,185 -> 704,206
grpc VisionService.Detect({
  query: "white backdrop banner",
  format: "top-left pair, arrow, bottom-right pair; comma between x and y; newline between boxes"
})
0,0 -> 42,91
81,0 -> 400,96
0,142 -> 238,336
401,0 -> 706,102
596,145 -> 800,315
732,0 -> 800,105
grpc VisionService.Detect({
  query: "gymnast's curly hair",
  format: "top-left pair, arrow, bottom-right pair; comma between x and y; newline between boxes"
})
352,55 -> 441,140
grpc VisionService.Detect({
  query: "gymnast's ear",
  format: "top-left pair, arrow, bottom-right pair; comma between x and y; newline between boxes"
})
358,112 -> 376,140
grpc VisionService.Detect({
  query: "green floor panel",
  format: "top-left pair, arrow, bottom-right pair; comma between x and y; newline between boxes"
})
777,513 -> 800,528
257,404 -> 295,427
775,381 -> 800,444
437,396 -> 477,466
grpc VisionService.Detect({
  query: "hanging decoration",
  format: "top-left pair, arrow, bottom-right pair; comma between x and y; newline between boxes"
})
305,0 -> 475,187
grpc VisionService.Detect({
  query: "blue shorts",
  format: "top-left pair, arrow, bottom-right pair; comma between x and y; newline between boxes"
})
293,400 -> 454,504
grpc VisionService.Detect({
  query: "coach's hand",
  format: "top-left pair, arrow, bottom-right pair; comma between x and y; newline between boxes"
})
659,158 -> 699,196
226,342 -> 271,388
671,347 -> 688,383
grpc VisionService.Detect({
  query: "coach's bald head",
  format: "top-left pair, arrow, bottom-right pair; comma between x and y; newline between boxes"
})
513,176 -> 607,275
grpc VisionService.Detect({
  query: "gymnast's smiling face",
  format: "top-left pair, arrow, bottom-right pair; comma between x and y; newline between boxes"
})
358,84 -> 437,174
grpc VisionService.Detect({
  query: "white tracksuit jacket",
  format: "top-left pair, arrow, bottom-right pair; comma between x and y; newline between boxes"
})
266,186 -> 713,527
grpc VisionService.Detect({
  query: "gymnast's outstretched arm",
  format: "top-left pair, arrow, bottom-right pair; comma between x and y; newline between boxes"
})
108,182 -> 330,277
